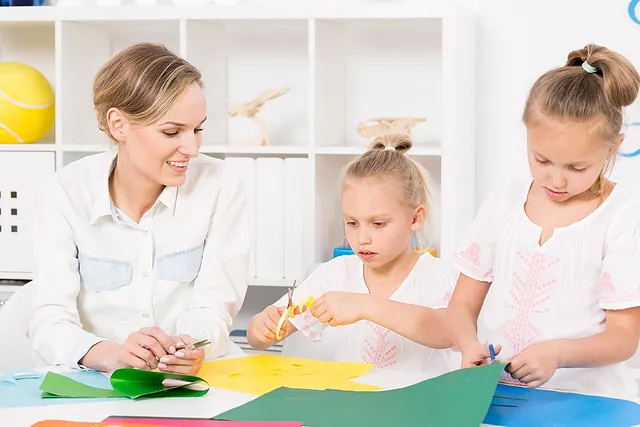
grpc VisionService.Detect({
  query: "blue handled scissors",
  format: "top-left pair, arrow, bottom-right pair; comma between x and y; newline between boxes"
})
488,344 -> 496,363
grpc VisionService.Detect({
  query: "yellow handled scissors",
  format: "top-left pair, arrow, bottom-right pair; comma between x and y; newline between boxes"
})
275,280 -> 315,340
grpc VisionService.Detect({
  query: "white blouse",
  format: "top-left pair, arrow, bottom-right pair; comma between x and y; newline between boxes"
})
27,150 -> 250,368
453,178 -> 640,398
275,253 -> 461,375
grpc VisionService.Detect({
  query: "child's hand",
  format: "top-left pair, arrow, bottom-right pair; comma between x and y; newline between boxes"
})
460,342 -> 502,368
157,334 -> 206,376
250,305 -> 304,343
311,292 -> 366,326
505,341 -> 561,388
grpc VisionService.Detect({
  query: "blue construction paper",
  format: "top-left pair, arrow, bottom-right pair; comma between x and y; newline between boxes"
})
485,384 -> 640,427
0,368 -> 125,408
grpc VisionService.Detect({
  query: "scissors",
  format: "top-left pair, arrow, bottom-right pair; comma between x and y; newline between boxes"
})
274,280 -> 315,340
177,338 -> 211,352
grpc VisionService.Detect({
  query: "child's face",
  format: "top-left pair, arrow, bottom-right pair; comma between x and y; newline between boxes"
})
342,176 -> 424,268
111,82 -> 206,188
526,114 -> 618,202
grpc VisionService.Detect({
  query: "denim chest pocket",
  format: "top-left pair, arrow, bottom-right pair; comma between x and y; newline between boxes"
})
155,241 -> 205,283
78,254 -> 132,292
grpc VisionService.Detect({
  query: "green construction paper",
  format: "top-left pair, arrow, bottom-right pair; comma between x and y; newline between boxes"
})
217,362 -> 506,427
109,368 -> 210,399
40,373 -> 121,399
40,368 -> 209,400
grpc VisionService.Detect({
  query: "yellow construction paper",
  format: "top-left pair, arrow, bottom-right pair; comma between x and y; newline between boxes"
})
198,355 -> 381,395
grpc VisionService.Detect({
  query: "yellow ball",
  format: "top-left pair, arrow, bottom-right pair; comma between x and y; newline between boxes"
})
0,62 -> 55,144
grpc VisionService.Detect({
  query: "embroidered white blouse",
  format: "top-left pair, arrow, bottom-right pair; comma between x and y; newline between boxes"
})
453,178 -> 640,398
27,150 -> 250,368
274,253 -> 461,375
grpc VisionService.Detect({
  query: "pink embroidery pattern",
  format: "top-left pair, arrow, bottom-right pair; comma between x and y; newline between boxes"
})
499,251 -> 559,354
499,372 -> 525,386
362,321 -> 397,368
298,309 -> 324,340
454,242 -> 494,280
600,272 -> 615,294
458,242 -> 481,266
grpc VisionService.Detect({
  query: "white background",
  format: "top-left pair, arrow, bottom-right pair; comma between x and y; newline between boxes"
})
449,0 -> 640,203
243,0 -> 640,205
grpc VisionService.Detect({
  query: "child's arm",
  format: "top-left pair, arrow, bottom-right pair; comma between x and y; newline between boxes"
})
506,307 -> 640,388
361,296 -> 452,349
550,207 -> 640,368
508,207 -> 640,389
445,274 -> 498,366
310,289 -> 449,349
443,184 -> 509,365
555,307 -> 640,367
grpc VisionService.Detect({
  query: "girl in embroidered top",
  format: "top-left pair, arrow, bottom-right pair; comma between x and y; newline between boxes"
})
28,43 -> 250,375
247,134 -> 459,374
446,44 -> 640,398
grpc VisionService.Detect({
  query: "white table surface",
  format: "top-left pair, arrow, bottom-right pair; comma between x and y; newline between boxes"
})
2,357 -> 638,427
0,364 -> 505,427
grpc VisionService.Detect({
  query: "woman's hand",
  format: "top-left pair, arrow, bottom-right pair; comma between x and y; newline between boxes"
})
114,327 -> 177,370
156,334 -> 206,375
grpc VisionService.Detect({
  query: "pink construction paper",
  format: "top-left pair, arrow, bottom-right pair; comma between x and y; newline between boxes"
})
103,417 -> 302,427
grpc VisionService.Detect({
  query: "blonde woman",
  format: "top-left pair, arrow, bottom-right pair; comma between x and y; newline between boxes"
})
27,43 -> 250,375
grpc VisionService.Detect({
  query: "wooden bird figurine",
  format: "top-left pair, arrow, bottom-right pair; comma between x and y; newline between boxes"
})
356,117 -> 426,140
228,87 -> 291,146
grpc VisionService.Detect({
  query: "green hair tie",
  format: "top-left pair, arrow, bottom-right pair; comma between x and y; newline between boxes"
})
582,61 -> 598,73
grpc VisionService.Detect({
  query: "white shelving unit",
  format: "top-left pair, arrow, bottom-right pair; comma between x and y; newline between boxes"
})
0,4 -> 476,331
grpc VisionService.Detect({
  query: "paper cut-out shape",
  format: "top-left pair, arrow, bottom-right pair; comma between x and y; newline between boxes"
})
275,295 -> 314,340
485,383 -> 640,427
198,355 -> 380,395
40,368 -> 209,400
216,362 -> 506,427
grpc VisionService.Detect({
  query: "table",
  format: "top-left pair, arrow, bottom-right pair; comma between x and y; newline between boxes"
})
2,362 -> 638,427
0,366 -> 489,427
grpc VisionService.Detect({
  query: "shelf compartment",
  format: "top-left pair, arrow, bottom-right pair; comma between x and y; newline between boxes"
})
59,20 -> 180,147
0,21 -> 56,145
184,19 -> 309,148
313,18 -> 443,149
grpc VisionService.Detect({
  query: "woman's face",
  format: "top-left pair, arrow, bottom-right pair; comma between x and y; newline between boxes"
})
109,81 -> 207,187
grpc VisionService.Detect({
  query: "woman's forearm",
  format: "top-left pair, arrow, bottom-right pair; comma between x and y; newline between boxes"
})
79,341 -> 120,371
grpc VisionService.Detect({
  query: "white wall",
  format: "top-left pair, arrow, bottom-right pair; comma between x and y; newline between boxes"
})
451,0 -> 640,203
250,0 -> 640,205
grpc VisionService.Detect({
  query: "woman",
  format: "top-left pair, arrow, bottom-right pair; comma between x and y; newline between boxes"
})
27,43 -> 250,376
